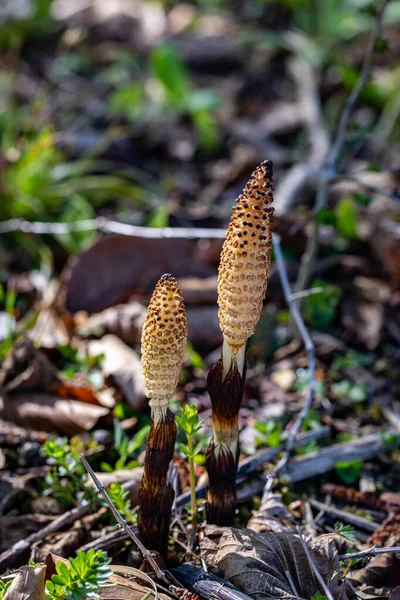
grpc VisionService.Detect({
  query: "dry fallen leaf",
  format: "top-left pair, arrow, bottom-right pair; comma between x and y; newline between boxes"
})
65,234 -> 212,313
200,525 -> 348,600
247,492 -> 295,533
340,277 -> 390,350
0,393 -> 109,435
88,335 -> 146,410
0,338 -> 60,394
3,564 -> 46,600
78,302 -> 146,346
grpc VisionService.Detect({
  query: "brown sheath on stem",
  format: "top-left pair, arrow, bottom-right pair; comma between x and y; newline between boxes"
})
206,161 -> 274,525
138,274 -> 187,555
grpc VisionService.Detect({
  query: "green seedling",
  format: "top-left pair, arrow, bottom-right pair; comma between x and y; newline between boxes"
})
57,344 -> 104,387
331,349 -> 373,373
103,482 -> 136,523
310,593 -> 329,600
45,549 -> 113,600
332,380 -> 367,403
334,522 -> 356,543
43,436 -> 134,523
0,579 -> 12,598
42,437 -> 93,508
100,419 -> 150,472
254,421 -> 284,449
335,196 -> 359,240
336,460 -> 363,484
150,44 -> 221,151
176,404 -> 204,531
302,279 -> 342,330
0,284 -> 17,360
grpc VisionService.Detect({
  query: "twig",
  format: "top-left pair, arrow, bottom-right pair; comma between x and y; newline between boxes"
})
284,569 -> 301,600
339,545 -> 400,561
0,217 -> 226,239
0,503 -> 89,572
80,454 -> 168,583
328,1 -> 390,172
309,499 -> 379,533
286,431 -> 400,485
295,0 -> 391,292
296,526 -> 335,600
267,235 -> 316,481
335,173 -> 400,202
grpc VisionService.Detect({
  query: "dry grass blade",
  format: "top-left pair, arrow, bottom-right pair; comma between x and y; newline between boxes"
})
110,565 -> 159,600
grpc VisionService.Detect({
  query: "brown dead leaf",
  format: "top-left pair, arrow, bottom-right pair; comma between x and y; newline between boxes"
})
0,515 -> 54,553
78,302 -> 146,345
0,393 -> 109,435
80,302 -> 221,347
3,565 -> 46,600
88,335 -> 146,410
360,196 -> 400,288
247,492 -> 295,533
200,525 -> 348,600
0,339 -> 60,394
178,276 -> 218,304
65,234 -> 212,313
390,587 -> 400,600
349,548 -> 400,592
340,277 -> 390,350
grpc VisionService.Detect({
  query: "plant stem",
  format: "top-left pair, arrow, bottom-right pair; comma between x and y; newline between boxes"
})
187,434 -> 197,534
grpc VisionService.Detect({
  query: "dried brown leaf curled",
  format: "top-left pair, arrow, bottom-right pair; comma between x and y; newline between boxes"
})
3,564 -> 46,600
200,525 -> 348,600
0,393 -> 109,435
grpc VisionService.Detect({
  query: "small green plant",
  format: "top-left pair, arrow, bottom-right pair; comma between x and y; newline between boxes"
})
332,380 -> 367,403
42,437 -> 93,508
335,196 -> 359,240
0,579 -> 12,598
334,522 -> 356,543
45,549 -> 113,600
57,344 -> 104,387
302,279 -> 342,330
310,593 -> 328,600
0,284 -> 17,359
176,404 -> 204,531
336,460 -> 363,484
104,483 -> 136,523
331,349 -> 373,373
254,421 -> 284,448
100,419 -> 150,472
43,436 -> 134,523
150,44 -> 220,152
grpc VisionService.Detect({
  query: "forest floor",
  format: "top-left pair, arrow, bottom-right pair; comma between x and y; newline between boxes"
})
0,0 -> 400,598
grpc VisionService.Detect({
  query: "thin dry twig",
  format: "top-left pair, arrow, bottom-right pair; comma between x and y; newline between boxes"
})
339,545 -> 400,561
265,235 -> 316,485
309,499 -> 379,533
296,526 -> 335,600
0,217 -> 226,239
80,454 -> 169,583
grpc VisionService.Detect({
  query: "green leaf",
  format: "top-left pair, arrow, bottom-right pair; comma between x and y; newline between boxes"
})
109,83 -> 144,120
334,521 -> 356,542
150,44 -> 190,105
336,460 -> 363,484
336,196 -> 358,240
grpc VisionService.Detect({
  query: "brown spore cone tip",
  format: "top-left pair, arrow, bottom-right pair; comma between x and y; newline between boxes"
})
218,160 -> 274,378
141,273 -> 188,424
